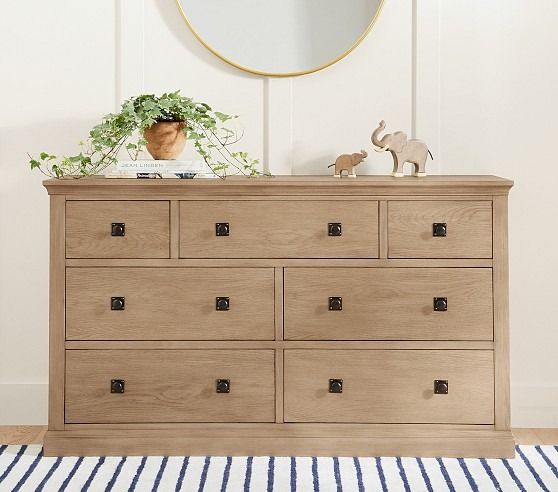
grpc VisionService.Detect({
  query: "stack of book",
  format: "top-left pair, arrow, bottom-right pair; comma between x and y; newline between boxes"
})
106,160 -> 217,179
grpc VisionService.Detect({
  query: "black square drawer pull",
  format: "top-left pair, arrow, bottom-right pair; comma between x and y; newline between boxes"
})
328,223 -> 342,236
432,223 -> 447,237
434,380 -> 448,394
111,297 -> 125,310
329,297 -> 342,311
433,297 -> 448,311
216,297 -> 230,311
111,379 -> 125,393
216,379 -> 230,393
111,223 -> 125,236
216,223 -> 229,236
329,379 -> 343,393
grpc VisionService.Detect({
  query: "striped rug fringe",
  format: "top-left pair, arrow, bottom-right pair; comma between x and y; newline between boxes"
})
0,445 -> 556,491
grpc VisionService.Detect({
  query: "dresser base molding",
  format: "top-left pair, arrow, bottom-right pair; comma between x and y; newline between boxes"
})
44,426 -> 515,458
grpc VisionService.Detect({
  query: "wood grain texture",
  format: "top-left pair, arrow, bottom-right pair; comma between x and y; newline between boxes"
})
275,349 -> 284,423
43,176 -> 513,458
65,349 -> 275,423
44,429 -> 515,458
274,268 -> 284,341
64,423 -> 495,434
512,429 -> 558,444
66,258 -> 494,268
64,195 -> 505,202
274,269 -> 285,422
0,426 -> 47,444
13,426 -> 558,447
388,200 -> 493,258
43,175 -> 514,198
379,200 -> 388,258
65,340 -> 494,350
180,200 -> 379,258
284,350 -> 494,424
285,268 -> 493,340
66,201 -> 170,258
493,195 -> 511,430
170,200 -> 180,259
49,195 -> 65,430
66,267 -> 274,340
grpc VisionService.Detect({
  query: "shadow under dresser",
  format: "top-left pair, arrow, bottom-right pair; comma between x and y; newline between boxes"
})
43,175 -> 514,457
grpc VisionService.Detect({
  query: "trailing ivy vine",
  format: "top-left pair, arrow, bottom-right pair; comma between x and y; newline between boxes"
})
28,91 -> 267,178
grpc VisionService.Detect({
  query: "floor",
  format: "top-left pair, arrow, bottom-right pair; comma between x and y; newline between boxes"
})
0,426 -> 557,445
1,429 -> 557,491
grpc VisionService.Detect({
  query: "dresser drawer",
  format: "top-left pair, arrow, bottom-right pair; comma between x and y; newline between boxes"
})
284,268 -> 493,340
66,201 -> 170,258
65,349 -> 275,423
180,200 -> 378,258
66,267 -> 275,340
388,201 -> 492,258
284,350 -> 494,424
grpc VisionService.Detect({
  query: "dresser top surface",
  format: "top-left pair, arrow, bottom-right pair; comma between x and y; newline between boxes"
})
44,174 -> 513,196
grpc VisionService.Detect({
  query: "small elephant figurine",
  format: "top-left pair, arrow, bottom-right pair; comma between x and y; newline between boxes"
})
328,150 -> 368,177
371,120 -> 432,177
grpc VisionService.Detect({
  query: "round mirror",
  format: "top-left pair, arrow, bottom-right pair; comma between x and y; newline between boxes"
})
176,0 -> 384,76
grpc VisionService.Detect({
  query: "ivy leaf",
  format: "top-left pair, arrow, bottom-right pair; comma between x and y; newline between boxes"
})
215,111 -> 232,122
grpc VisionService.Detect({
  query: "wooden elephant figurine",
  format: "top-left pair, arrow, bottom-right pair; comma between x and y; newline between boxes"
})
371,120 -> 432,177
328,150 -> 368,177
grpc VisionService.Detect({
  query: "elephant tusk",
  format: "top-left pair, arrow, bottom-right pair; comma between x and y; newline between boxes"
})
374,145 -> 389,152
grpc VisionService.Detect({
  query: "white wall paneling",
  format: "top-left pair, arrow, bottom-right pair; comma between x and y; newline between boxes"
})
264,78 -> 293,175
116,0 -> 145,104
0,0 -> 556,426
0,0 -> 116,425
414,0 -> 441,173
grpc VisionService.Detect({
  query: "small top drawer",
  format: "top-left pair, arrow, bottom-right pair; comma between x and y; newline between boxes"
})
388,201 -> 492,258
180,200 -> 379,258
66,201 -> 170,258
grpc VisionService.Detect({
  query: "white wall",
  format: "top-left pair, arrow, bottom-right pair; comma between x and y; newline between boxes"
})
0,0 -> 556,426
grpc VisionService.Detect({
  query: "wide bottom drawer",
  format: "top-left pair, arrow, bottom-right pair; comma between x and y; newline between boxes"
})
284,350 -> 494,424
65,350 -> 275,423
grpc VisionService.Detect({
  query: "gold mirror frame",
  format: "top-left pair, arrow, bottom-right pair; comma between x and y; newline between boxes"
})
175,0 -> 385,77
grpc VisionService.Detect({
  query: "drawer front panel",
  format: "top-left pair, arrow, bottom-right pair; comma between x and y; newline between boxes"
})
66,268 -> 275,340
284,350 -> 494,424
65,350 -> 275,423
284,268 -> 493,340
388,201 -> 492,258
66,201 -> 170,258
180,200 -> 379,258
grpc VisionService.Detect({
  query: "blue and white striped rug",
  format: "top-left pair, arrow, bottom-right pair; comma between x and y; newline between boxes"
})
0,445 -> 557,491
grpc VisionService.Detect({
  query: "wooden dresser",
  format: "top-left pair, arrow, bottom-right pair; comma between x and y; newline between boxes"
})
43,175 -> 514,457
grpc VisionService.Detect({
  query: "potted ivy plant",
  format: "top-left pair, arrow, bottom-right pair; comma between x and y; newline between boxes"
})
28,91 -> 266,178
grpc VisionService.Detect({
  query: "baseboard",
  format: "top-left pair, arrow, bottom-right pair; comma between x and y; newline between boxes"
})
511,383 -> 558,427
0,383 -> 48,425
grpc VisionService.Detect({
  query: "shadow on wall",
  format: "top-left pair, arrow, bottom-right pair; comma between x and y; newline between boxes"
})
291,149 -> 393,176
2,119 -> 102,180
6,118 -> 116,177
154,0 -> 258,80
291,153 -> 338,175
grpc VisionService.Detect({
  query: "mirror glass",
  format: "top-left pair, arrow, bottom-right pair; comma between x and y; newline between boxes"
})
177,0 -> 384,76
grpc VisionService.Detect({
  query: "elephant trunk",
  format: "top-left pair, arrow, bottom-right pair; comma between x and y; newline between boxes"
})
361,150 -> 368,158
371,120 -> 386,147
